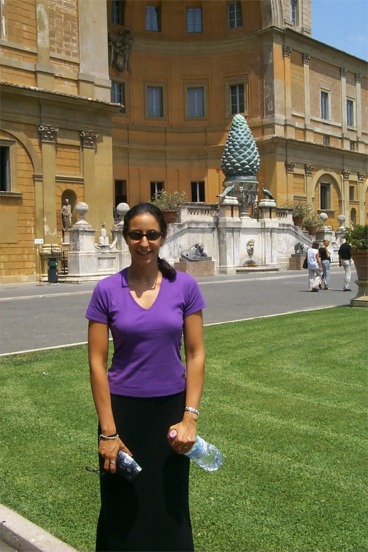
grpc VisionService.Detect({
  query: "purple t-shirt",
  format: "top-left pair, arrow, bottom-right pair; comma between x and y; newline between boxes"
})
85,269 -> 206,398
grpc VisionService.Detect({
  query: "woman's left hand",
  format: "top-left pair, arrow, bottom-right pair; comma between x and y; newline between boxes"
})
168,419 -> 196,455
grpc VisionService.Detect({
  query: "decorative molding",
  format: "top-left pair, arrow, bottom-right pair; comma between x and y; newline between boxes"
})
38,124 -> 58,143
108,28 -> 133,72
80,130 -> 99,149
285,161 -> 295,173
304,164 -> 314,176
282,45 -> 292,58
302,53 -> 310,65
340,67 -> 346,78
357,172 -> 366,183
341,169 -> 350,180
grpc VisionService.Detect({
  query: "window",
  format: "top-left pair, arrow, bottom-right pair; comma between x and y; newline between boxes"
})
146,5 -> 160,31
147,86 -> 163,118
321,91 -> 329,120
290,0 -> 298,25
111,81 -> 125,111
228,2 -> 243,29
112,0 -> 123,24
115,180 -> 127,208
191,181 -> 205,202
320,183 -> 330,210
0,146 -> 10,192
350,141 -> 356,151
187,87 -> 205,118
347,99 -> 354,127
230,83 -> 245,115
323,135 -> 330,146
150,182 -> 164,201
349,186 -> 355,201
187,8 -> 202,32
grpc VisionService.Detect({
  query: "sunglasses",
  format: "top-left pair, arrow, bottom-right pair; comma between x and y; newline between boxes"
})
126,230 -> 162,241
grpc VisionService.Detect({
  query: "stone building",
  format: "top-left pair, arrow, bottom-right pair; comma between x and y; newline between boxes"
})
0,0 -> 367,283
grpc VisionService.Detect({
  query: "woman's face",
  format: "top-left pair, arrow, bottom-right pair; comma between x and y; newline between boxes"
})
125,212 -> 164,266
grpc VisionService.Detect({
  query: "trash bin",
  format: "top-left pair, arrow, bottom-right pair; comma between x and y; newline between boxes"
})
48,257 -> 58,283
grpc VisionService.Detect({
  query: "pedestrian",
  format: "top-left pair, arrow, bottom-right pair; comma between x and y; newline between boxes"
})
318,239 -> 331,289
338,238 -> 352,291
85,202 -> 206,552
307,240 -> 322,292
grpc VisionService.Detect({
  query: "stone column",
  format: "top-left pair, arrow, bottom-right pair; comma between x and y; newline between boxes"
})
285,161 -> 295,201
283,45 -> 295,139
304,164 -> 314,204
38,124 -> 58,243
341,170 -> 350,223
355,74 -> 362,151
340,67 -> 350,149
303,54 -> 313,141
36,0 -> 55,89
78,0 -> 111,101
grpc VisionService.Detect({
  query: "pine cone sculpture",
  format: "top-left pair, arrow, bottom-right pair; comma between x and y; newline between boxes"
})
221,114 -> 260,178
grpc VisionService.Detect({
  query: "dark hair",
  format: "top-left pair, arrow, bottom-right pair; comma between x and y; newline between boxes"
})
312,241 -> 319,249
123,203 -> 176,281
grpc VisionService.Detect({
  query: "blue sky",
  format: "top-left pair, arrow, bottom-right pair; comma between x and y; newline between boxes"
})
312,0 -> 368,60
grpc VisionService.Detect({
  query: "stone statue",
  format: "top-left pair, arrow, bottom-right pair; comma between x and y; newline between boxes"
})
180,243 -> 209,262
294,242 -> 304,254
62,199 -> 72,232
108,28 -> 132,72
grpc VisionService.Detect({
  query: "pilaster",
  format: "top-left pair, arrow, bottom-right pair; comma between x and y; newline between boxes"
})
78,0 -> 111,101
38,124 -> 58,243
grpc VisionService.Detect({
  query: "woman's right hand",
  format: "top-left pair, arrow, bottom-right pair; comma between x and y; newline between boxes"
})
99,437 -> 132,474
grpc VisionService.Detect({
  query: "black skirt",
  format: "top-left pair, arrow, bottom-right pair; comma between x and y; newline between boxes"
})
96,391 -> 194,552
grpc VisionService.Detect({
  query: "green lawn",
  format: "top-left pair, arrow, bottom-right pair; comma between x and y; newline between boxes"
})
1,307 -> 367,551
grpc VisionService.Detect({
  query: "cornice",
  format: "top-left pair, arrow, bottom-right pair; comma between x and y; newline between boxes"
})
0,81 -> 122,112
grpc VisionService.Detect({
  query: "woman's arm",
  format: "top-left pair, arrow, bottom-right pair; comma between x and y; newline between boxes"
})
88,320 -> 131,472
169,311 -> 205,453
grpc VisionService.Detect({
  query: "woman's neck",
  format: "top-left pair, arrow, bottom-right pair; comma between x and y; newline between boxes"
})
127,266 -> 160,285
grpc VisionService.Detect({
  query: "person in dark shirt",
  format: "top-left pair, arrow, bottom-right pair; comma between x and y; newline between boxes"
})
318,239 -> 331,289
338,240 -> 352,291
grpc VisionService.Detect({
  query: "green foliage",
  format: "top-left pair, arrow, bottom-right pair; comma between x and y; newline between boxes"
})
345,224 -> 368,250
0,308 -> 367,552
303,204 -> 320,228
152,189 -> 187,210
291,201 -> 307,218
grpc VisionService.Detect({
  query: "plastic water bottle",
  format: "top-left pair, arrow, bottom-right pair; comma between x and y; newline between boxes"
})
170,431 -> 224,472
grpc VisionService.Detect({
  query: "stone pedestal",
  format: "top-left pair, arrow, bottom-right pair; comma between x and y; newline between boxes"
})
174,259 -> 215,277
289,253 -> 305,270
350,280 -> 368,308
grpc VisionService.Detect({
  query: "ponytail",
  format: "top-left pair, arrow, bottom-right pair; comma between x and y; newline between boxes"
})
158,256 -> 176,282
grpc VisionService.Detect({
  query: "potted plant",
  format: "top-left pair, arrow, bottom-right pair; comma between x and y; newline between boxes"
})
303,206 -> 320,235
152,190 -> 187,223
291,201 -> 307,226
344,224 -> 368,281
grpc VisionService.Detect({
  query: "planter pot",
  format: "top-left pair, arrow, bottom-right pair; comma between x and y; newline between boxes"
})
305,226 -> 317,236
293,215 -> 304,227
352,250 -> 368,281
163,209 -> 178,224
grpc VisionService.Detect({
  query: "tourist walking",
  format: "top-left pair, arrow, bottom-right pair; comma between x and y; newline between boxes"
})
307,241 -> 322,292
318,239 -> 331,289
85,203 -> 206,552
338,239 -> 352,291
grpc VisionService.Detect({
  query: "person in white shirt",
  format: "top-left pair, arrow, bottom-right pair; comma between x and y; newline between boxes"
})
307,241 -> 322,292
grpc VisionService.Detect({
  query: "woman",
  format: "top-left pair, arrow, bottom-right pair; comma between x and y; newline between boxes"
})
318,239 -> 331,290
307,240 -> 322,292
86,203 -> 206,552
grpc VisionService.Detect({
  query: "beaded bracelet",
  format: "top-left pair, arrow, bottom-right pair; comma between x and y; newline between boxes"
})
99,433 -> 119,441
184,406 -> 200,417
